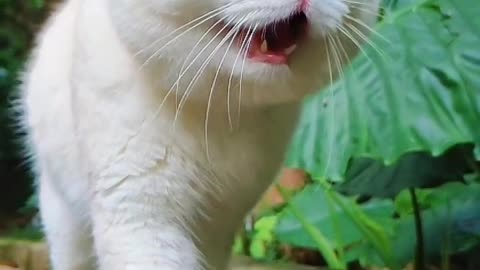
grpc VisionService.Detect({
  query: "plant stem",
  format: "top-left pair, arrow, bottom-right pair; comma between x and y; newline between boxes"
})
324,189 -> 346,262
409,188 -> 425,270
319,180 -> 400,270
276,184 -> 346,270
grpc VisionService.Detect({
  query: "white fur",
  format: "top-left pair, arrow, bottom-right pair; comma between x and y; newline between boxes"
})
20,0 -> 379,269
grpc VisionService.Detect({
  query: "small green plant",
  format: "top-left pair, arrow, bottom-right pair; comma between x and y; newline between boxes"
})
248,215 -> 279,261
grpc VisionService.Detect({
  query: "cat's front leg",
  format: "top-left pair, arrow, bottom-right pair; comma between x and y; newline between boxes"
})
39,175 -> 96,270
91,173 -> 207,270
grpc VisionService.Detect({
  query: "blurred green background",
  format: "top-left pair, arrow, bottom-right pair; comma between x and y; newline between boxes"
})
0,0 -> 57,216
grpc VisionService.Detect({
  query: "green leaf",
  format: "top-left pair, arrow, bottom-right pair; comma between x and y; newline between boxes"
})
275,185 -> 395,250
394,188 -> 432,217
352,183 -> 480,267
232,235 -> 245,255
249,215 -> 279,261
31,0 -> 45,9
394,184 -> 480,265
336,144 -> 473,198
3,226 -> 44,242
286,0 -> 480,182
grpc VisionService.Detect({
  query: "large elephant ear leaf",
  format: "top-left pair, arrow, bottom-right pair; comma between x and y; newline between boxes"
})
286,0 -> 480,182
335,144 -> 474,198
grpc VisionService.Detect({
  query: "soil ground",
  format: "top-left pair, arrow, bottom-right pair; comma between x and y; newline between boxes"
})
0,240 -> 322,270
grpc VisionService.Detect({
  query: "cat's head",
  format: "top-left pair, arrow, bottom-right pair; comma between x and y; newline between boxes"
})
110,0 -> 380,106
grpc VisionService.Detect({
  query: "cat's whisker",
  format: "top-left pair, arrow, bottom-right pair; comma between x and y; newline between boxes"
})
335,24 -> 373,65
204,18 -> 248,161
146,14 -> 235,125
139,14 -> 233,133
323,34 -> 346,175
334,34 -> 351,67
344,22 -> 386,59
119,15 -> 234,156
175,16 -> 244,123
329,34 -> 347,84
138,4 -> 234,70
237,24 -> 258,128
332,37 -> 348,86
135,3 -> 234,57
342,0 -> 375,7
174,15 -> 235,111
343,0 -> 384,17
344,14 -> 390,44
325,38 -> 334,89
323,38 -> 335,179
227,23 -> 253,131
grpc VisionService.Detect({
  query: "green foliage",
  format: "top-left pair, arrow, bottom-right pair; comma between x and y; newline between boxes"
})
286,0 -> 480,181
274,182 -> 480,268
3,226 -> 44,242
351,183 -> 480,267
249,216 -> 279,261
0,0 -> 51,158
391,184 -> 480,265
336,144 -> 473,198
273,0 -> 480,268
276,184 -> 346,269
0,0 -> 53,214
276,185 -> 394,251
276,184 -> 398,268
0,0 -> 47,87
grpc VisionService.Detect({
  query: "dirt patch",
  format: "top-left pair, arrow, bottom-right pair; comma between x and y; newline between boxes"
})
0,240 -> 322,270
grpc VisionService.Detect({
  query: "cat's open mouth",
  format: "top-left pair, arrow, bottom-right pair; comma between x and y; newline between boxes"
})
225,12 -> 309,65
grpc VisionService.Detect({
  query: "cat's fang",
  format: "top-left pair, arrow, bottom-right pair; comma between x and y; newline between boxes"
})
222,11 -> 308,65
260,40 -> 268,53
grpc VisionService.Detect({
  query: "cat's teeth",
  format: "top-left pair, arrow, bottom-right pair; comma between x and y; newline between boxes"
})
260,40 -> 268,53
284,44 -> 297,55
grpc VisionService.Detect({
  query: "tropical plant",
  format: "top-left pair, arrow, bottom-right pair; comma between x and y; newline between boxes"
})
270,0 -> 480,268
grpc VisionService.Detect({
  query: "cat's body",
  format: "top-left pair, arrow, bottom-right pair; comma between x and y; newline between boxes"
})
20,0 -> 379,269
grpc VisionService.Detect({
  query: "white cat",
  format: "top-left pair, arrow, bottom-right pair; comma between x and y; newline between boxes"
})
19,0 -> 379,269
